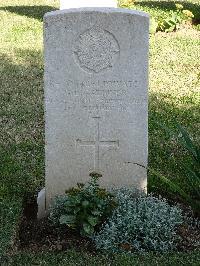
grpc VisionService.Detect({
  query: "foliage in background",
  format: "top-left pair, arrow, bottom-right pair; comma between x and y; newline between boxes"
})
156,7 -> 182,33
118,0 -> 135,9
118,1 -> 196,33
93,188 -> 183,253
176,123 -> 200,200
157,4 -> 194,33
50,172 -> 116,236
150,123 -> 200,216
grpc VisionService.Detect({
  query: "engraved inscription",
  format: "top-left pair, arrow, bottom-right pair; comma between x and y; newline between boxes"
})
48,79 -> 147,112
76,117 -> 119,170
73,27 -> 120,73
64,79 -> 146,112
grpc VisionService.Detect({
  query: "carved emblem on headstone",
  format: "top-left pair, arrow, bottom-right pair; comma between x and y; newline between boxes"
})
73,27 -> 120,73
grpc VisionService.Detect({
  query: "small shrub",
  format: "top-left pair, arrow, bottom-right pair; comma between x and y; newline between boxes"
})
157,9 -> 182,32
49,172 -> 116,236
49,195 -> 69,226
93,188 -> 183,253
156,3 -> 194,32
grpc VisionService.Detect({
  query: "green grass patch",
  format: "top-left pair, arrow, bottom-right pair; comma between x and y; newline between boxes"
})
2,250 -> 200,266
0,198 -> 22,259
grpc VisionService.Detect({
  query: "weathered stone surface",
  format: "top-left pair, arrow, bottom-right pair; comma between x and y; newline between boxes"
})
42,8 -> 149,212
60,0 -> 117,9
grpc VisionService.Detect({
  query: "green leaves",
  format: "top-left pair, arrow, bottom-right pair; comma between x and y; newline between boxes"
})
153,4 -> 194,33
59,215 -> 76,225
176,123 -> 200,164
152,121 -> 200,215
87,216 -> 99,226
158,12 -> 180,33
176,123 -> 200,207
82,200 -> 89,207
83,223 -> 94,235
94,189 -> 183,253
57,173 -> 116,236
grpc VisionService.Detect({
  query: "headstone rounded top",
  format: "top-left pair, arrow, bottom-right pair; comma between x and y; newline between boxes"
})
73,27 -> 120,73
44,8 -> 149,20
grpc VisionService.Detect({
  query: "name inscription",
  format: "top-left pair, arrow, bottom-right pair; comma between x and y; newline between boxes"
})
58,79 -> 146,112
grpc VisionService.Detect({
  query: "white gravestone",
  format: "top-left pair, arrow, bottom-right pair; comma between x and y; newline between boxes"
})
38,8 -> 149,217
60,0 -> 117,9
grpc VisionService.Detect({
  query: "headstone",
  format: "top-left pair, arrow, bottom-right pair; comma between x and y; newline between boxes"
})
60,0 -> 117,9
38,8 -> 149,217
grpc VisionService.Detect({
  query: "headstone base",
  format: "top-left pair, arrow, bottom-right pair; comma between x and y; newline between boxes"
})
37,188 -> 47,219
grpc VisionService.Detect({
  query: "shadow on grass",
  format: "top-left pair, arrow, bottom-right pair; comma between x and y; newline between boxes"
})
0,51 -> 45,198
136,1 -> 200,18
148,91 -> 199,206
0,5 -> 58,21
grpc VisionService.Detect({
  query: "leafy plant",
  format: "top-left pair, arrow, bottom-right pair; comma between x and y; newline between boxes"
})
93,188 -> 183,253
157,10 -> 182,32
176,123 -> 200,202
50,172 -> 116,236
151,122 -> 200,216
49,195 -> 70,226
156,3 -> 194,32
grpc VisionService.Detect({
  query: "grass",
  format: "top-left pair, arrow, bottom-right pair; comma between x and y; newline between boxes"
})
0,0 -> 200,264
2,250 -> 200,266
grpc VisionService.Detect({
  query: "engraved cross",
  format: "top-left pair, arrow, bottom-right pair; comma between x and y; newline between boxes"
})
76,117 -> 119,170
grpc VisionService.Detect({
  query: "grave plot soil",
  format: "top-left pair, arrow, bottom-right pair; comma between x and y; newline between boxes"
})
15,194 -> 96,253
15,193 -> 200,253
177,222 -> 200,251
